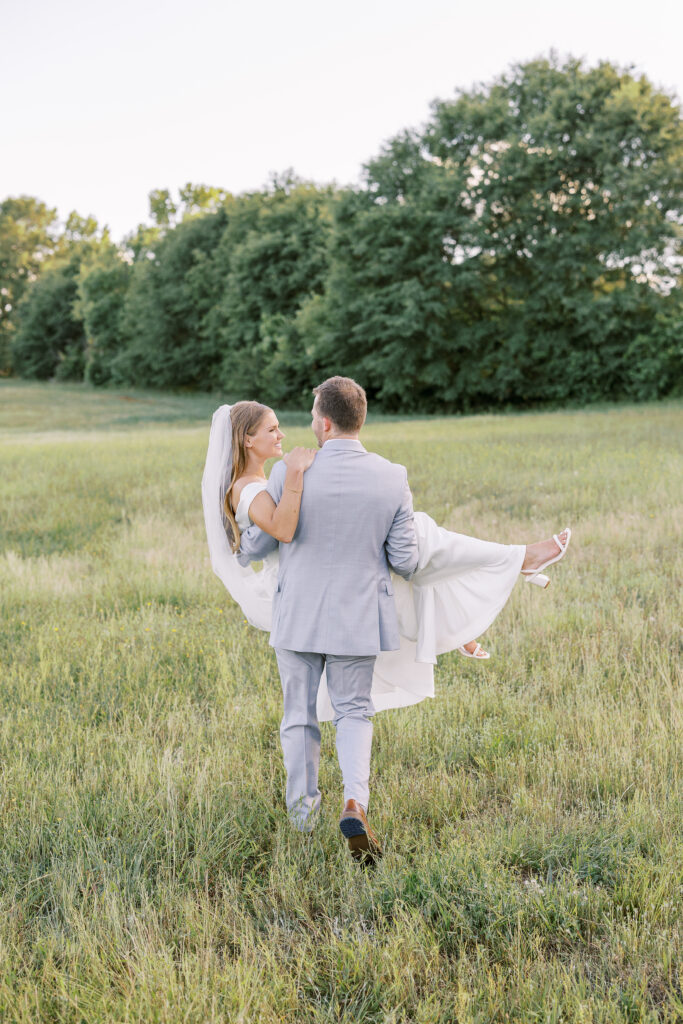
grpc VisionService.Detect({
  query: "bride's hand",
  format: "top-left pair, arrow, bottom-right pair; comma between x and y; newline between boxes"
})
283,447 -> 317,472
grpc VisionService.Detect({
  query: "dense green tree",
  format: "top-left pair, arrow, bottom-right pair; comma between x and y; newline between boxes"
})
310,56 -> 683,409
307,136 -> 464,410
0,196 -> 59,374
208,176 -> 336,403
76,246 -> 132,385
426,56 -> 683,404
111,209 -> 229,388
110,185 -> 233,380
11,259 -> 86,380
10,212 -> 111,381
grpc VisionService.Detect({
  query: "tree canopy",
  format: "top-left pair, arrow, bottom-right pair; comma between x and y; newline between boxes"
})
4,56 -> 682,409
0,197 -> 59,374
307,57 -> 682,409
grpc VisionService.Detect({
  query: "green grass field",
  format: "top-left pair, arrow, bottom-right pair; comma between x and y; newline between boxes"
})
1,381 -> 681,1023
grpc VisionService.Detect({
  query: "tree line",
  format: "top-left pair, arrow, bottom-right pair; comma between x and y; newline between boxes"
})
2,56 -> 682,411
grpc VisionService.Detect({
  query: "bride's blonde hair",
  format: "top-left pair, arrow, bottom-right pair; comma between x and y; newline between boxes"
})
224,401 -> 271,552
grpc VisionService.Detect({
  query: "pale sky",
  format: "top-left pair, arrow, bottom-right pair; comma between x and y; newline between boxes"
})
3,0 -> 681,242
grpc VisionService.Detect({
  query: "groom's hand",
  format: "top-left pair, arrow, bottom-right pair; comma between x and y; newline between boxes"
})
283,447 -> 317,472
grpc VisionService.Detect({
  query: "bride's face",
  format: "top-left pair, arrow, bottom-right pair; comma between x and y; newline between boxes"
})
245,410 -> 284,460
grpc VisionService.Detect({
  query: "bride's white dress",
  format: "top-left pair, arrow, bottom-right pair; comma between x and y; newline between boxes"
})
234,481 -> 524,722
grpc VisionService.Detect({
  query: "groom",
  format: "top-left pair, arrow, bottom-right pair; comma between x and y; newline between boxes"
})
237,376 -> 418,862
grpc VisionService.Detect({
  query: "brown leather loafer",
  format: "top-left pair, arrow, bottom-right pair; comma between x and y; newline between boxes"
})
339,799 -> 383,865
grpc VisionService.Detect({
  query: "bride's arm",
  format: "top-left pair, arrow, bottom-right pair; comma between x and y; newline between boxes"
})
248,447 -> 316,543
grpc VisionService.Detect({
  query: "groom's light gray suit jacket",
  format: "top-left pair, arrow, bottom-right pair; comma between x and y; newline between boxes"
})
237,439 -> 418,656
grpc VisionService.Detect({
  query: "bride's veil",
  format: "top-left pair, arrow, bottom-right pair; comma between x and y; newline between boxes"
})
201,404 -> 272,630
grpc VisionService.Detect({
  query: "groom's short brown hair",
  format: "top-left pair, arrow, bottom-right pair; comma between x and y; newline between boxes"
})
313,376 -> 367,433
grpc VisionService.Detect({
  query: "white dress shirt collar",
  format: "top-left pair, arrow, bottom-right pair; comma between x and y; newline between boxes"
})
321,438 -> 366,452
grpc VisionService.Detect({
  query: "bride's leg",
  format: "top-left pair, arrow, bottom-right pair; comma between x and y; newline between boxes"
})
521,529 -> 570,573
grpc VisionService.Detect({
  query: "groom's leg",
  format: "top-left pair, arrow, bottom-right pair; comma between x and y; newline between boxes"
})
325,654 -> 376,810
274,648 -> 324,831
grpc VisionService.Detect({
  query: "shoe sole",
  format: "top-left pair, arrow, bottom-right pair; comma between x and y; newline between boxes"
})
339,817 -> 381,864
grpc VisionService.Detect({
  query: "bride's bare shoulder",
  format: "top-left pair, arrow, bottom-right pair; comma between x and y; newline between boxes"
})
232,474 -> 267,505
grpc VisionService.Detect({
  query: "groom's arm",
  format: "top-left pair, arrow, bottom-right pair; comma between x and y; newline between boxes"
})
385,468 -> 419,579
236,524 -> 279,566
235,460 -> 287,567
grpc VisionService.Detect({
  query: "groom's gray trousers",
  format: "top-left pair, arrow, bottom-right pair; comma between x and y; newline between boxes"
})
275,648 -> 376,828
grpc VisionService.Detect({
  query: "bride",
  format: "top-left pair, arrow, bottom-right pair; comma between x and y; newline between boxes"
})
202,400 -> 570,720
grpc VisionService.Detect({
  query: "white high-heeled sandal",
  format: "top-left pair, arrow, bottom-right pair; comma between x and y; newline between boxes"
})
521,527 -> 571,588
458,642 -> 490,660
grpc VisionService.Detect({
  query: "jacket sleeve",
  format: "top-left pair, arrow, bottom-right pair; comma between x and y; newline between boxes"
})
385,468 -> 419,579
235,460 -> 287,567
236,524 -> 279,566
